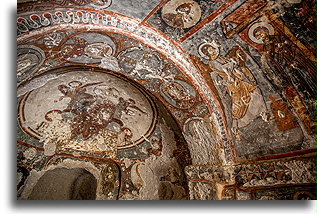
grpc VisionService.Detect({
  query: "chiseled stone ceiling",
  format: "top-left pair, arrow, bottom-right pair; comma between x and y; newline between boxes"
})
17,0 -> 316,200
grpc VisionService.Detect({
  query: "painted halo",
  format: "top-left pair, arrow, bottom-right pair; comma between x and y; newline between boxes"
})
248,21 -> 275,44
198,42 -> 220,60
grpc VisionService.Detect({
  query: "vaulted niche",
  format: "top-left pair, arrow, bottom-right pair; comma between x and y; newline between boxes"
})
17,66 -> 191,200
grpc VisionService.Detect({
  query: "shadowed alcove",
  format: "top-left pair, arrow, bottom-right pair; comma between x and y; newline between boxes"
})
28,167 -> 97,200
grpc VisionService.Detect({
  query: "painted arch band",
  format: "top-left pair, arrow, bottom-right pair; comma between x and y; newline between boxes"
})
17,10 -> 235,162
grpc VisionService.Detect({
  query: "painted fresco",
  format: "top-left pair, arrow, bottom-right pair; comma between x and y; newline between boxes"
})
19,70 -> 157,156
147,0 -> 230,41
16,0 -> 316,200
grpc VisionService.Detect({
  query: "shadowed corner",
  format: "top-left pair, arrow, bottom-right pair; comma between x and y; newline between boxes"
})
12,198 -> 313,210
10,3 -> 19,206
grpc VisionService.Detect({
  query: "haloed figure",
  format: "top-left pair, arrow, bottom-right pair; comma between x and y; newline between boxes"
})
84,43 -> 113,59
193,41 -> 267,138
253,25 -> 315,108
163,3 -> 193,28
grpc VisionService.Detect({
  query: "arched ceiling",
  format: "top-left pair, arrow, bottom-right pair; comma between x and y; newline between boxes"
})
17,0 -> 316,166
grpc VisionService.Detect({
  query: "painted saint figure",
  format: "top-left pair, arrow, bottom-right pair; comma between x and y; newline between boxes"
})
162,3 -> 193,28
52,81 -> 147,141
223,46 -> 258,120
193,41 -> 267,136
60,37 -> 88,59
197,42 -> 258,120
252,24 -> 316,118
161,81 -> 196,109
59,33 -> 115,63
254,26 -> 315,79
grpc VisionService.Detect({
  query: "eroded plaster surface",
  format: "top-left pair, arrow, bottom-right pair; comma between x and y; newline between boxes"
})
17,0 -> 316,200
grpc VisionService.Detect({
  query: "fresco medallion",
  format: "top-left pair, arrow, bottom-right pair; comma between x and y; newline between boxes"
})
18,69 -> 157,157
59,33 -> 116,64
17,45 -> 45,84
160,79 -> 197,109
161,0 -> 201,29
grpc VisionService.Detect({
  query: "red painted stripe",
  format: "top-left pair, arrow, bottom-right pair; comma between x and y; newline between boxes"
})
17,140 -> 44,151
253,148 -> 316,161
53,152 -> 117,164
141,0 -> 168,24
187,178 -> 211,182
178,0 -> 239,43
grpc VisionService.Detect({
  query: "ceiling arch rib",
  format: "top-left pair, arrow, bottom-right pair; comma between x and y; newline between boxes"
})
17,8 -> 236,163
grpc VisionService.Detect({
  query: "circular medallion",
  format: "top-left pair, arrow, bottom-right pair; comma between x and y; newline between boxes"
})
117,47 -> 163,79
162,0 -> 201,29
18,69 -> 157,154
160,79 -> 196,109
59,33 -> 116,64
17,45 -> 45,84
293,191 -> 314,200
